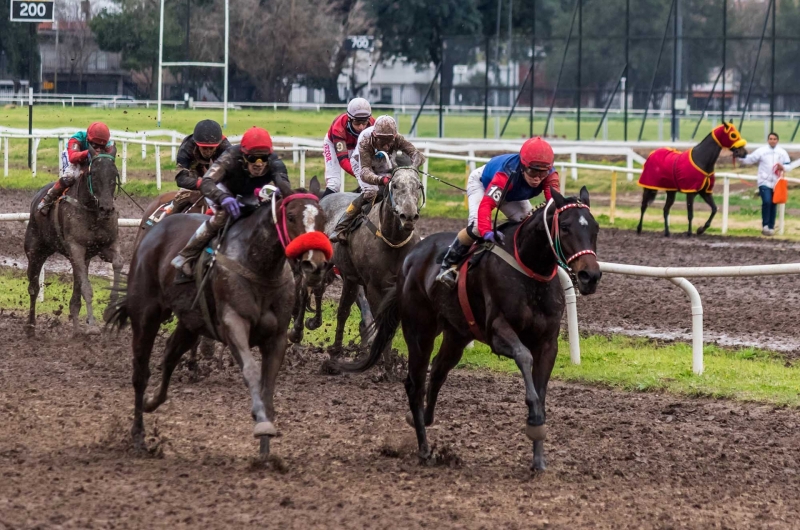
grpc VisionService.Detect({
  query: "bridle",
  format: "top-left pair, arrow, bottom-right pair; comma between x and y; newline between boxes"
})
512,199 -> 597,281
262,186 -> 322,250
82,153 -> 118,210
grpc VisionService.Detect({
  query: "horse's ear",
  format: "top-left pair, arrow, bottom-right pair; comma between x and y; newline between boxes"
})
550,187 -> 566,208
309,175 -> 322,198
276,178 -> 293,198
579,185 -> 590,207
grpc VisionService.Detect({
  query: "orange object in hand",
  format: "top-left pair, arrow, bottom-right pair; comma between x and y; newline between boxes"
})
773,165 -> 788,204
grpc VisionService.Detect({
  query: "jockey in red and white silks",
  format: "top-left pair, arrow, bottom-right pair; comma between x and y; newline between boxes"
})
322,98 -> 374,196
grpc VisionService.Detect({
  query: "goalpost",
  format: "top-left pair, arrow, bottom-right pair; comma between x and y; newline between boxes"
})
156,0 -> 229,128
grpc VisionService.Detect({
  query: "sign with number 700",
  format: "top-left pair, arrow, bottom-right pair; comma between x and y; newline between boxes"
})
9,0 -> 55,22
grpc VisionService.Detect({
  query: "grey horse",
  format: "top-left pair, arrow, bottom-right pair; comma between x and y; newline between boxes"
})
25,154 -> 124,336
321,162 -> 424,361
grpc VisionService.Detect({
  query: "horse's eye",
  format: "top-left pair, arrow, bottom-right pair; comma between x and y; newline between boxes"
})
287,214 -> 295,222
560,224 -> 571,233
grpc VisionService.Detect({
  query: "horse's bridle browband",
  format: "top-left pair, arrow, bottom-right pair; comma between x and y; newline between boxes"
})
511,199 -> 597,281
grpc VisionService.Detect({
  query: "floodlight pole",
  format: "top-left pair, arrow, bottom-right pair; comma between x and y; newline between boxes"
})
224,0 -> 229,128
157,0 -> 165,127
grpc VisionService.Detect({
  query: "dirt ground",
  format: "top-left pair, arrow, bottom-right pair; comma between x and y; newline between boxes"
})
1,314 -> 799,529
3,188 -> 800,528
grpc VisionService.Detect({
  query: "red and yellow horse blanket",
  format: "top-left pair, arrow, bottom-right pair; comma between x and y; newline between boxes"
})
638,148 -> 714,193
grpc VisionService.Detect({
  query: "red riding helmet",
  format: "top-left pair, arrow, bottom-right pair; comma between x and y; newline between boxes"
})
87,122 -> 111,145
520,137 -> 554,170
241,127 -> 273,155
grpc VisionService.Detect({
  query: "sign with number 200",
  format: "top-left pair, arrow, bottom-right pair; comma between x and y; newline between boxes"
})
10,0 -> 55,22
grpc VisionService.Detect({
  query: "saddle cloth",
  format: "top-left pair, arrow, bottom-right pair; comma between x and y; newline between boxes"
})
638,148 -> 715,193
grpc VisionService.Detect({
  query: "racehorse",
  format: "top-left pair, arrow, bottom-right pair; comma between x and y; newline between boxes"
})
105,180 -> 331,455
332,188 -> 601,471
637,122 -> 748,236
134,190 -> 206,248
25,153 -> 124,336
320,163 -> 424,362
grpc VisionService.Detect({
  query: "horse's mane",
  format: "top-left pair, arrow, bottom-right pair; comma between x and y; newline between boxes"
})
496,195 -> 583,233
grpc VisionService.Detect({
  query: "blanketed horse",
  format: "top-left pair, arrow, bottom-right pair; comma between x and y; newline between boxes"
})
25,153 -> 124,336
333,188 -> 601,471
321,165 -> 424,361
105,180 -> 331,455
637,122 -> 747,236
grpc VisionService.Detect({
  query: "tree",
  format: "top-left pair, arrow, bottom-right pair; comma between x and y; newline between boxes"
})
368,0 -> 482,100
91,0 -> 185,98
0,2 -> 40,90
191,0 -> 342,102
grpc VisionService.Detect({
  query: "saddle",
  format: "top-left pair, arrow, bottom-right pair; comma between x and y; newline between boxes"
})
144,190 -> 204,229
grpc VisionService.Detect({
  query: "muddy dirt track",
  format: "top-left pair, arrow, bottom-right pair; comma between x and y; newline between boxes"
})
2,189 -> 800,528
2,314 -> 800,529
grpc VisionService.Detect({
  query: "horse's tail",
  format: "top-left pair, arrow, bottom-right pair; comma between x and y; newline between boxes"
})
103,288 -> 130,330
332,285 -> 401,374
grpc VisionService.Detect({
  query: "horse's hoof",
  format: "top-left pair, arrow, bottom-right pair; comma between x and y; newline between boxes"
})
253,421 -> 277,438
530,457 -> 547,472
305,317 -> 322,330
84,325 -> 102,336
287,329 -> 303,344
418,447 -> 432,462
697,227 -> 707,235
143,396 -> 161,413
525,423 -> 547,441
405,411 -> 435,428
25,325 -> 35,339
663,232 -> 670,238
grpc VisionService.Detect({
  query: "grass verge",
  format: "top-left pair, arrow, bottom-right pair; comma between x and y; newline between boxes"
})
3,265 -> 797,407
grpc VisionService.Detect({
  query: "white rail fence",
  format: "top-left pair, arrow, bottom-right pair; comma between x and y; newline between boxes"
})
2,127 -> 800,234
557,262 -> 800,375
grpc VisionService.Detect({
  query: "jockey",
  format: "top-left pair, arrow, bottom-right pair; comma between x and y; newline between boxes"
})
322,97 -> 374,196
170,127 -> 290,277
38,122 -> 116,215
176,119 -> 232,190
436,137 -> 561,288
329,115 -> 426,243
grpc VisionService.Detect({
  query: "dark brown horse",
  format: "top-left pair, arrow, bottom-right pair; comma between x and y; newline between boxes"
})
25,153 -> 124,336
106,180 -> 331,455
637,123 -> 748,237
333,188 -> 601,471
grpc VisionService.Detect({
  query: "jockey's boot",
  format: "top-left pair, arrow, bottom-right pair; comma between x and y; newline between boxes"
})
330,194 -> 367,245
170,221 -> 214,278
37,183 -> 63,216
435,236 -> 473,289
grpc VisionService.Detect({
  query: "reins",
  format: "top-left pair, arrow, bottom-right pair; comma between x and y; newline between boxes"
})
508,199 -> 597,281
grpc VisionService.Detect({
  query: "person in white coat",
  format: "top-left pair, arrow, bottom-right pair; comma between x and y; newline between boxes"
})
739,132 -> 791,236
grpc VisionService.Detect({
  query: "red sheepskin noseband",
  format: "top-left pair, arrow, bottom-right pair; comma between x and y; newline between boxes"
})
285,231 -> 333,260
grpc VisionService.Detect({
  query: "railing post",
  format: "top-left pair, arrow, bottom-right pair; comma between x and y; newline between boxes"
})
141,135 -> 147,160
423,147 -> 430,177
468,148 -> 476,173
155,146 -> 162,190
557,268 -> 581,365
668,277 -> 704,375
121,142 -> 128,184
299,148 -> 306,187
610,170 -> 618,224
3,137 -> 8,177
559,164 -> 566,194
31,138 -> 40,177
721,176 -> 729,234
171,132 -> 177,162
38,266 -> 45,303
570,151 -> 578,180
292,143 -> 299,165
779,203 -> 786,235
626,151 -> 634,181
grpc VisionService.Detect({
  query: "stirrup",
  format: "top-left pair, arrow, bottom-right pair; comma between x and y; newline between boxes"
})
436,266 -> 458,288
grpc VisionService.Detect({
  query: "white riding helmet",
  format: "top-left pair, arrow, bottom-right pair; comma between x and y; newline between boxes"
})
347,98 -> 372,120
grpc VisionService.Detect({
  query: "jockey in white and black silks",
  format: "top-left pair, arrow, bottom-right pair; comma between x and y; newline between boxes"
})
38,121 -> 117,215
436,137 -> 561,288
170,127 -> 291,278
322,97 -> 375,197
329,115 -> 426,243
